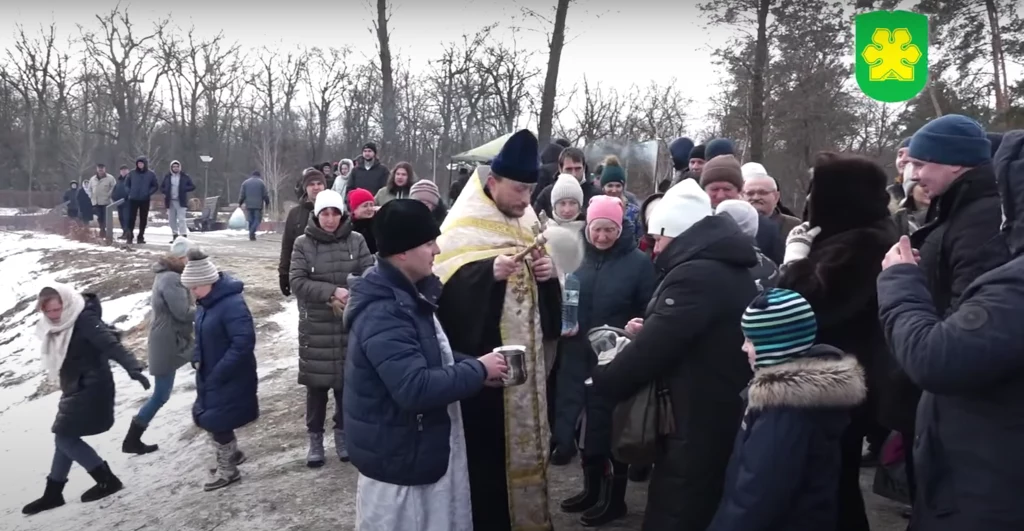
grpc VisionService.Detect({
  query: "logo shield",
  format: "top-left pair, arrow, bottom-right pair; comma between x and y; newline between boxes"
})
855,10 -> 929,102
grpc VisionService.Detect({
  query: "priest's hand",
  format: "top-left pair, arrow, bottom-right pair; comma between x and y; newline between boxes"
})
494,255 -> 521,281
479,352 -> 509,382
532,254 -> 554,282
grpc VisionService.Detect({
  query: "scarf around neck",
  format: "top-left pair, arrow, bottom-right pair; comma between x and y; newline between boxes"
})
36,283 -> 87,383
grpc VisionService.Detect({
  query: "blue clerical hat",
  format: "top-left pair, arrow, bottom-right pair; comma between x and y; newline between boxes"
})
491,129 -> 540,184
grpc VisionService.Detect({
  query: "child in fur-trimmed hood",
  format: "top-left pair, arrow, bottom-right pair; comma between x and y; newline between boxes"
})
707,288 -> 866,531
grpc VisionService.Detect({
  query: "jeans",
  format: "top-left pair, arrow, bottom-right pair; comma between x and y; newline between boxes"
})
168,203 -> 189,236
306,387 -> 342,434
127,199 -> 150,238
246,208 -> 262,239
117,203 -> 129,234
92,205 -> 107,231
136,373 -> 176,426
212,430 -> 235,445
49,434 -> 104,482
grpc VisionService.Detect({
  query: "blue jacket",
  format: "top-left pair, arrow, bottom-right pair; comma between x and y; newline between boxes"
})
192,273 -> 259,434
708,348 -> 866,531
126,158 -> 159,201
875,129 -> 1024,531
239,175 -> 270,210
161,172 -> 196,207
76,187 -> 93,221
343,259 -> 487,486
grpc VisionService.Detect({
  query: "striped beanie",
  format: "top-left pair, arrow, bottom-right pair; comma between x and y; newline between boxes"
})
180,248 -> 220,288
741,288 -> 817,368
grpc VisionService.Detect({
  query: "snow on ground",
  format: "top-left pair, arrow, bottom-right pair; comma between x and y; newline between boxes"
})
143,224 -> 273,238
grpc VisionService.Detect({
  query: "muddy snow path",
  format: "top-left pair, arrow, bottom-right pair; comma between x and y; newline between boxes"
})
0,230 -> 907,531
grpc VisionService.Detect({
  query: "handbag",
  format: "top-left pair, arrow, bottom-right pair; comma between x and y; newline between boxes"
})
587,325 -> 675,466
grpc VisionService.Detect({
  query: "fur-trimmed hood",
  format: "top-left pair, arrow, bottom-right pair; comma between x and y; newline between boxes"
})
747,347 -> 866,411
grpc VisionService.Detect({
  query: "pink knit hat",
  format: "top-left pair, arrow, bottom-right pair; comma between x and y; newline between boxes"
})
586,195 -> 624,228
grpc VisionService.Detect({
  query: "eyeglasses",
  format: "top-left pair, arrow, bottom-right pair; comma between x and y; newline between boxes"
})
743,189 -> 775,197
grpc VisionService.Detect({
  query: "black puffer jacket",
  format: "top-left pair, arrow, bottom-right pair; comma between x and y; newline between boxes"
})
279,200 -> 314,282
290,214 -> 375,389
877,165 -> 1009,434
592,214 -> 758,531
53,294 -> 144,437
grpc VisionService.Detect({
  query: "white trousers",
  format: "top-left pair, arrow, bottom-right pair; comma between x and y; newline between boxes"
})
168,203 -> 189,236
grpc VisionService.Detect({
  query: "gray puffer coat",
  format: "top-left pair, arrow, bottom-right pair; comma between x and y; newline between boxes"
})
290,214 -> 374,389
148,257 -> 196,376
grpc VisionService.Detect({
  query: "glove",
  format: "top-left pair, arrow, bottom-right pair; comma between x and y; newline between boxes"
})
280,274 -> 291,297
130,372 -> 151,391
783,223 -> 822,265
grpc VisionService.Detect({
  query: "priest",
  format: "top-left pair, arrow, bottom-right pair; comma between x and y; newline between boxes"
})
434,129 -> 563,531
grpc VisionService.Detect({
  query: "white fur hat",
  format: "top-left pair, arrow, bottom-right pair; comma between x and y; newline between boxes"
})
314,189 -> 346,216
551,173 -> 583,206
715,199 -> 759,239
647,179 -> 712,238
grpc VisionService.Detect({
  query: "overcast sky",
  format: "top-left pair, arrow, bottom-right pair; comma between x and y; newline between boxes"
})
1,0 -> 731,134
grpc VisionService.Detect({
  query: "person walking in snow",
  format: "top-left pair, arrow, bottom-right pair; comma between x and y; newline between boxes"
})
23,283 -> 151,516
122,238 -> 197,455
344,199 -> 509,531
182,248 -> 259,491
161,160 -> 196,242
707,289 -> 866,531
238,170 -> 271,241
290,189 -> 374,467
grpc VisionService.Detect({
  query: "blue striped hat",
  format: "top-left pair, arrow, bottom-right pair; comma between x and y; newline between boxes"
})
741,288 -> 817,368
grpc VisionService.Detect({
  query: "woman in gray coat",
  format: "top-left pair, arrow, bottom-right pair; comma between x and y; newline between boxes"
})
122,238 -> 196,454
290,189 -> 374,467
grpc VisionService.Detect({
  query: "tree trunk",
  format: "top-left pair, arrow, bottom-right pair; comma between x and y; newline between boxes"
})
377,0 -> 397,155
927,77 -> 943,117
748,0 -> 771,163
984,0 -> 1008,118
538,0 -> 570,146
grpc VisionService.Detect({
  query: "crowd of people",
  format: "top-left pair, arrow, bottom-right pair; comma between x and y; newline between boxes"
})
26,114 -> 1024,531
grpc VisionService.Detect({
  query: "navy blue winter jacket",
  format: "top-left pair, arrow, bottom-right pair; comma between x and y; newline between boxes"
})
874,129 -> 1024,531
161,172 -> 196,207
343,259 -> 487,486
707,348 -> 866,531
126,158 -> 159,201
112,176 -> 129,203
192,273 -> 259,434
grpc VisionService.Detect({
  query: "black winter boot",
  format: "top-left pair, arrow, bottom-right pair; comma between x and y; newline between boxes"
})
122,417 -> 158,455
560,458 -> 605,513
627,463 -> 652,482
580,467 -> 628,526
22,478 -> 66,515
81,462 -> 123,503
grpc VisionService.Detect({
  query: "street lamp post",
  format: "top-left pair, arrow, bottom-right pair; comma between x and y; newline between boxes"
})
199,155 -> 213,198
432,136 -> 440,182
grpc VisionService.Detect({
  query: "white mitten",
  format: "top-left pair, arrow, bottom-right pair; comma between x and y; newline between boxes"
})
783,223 -> 822,265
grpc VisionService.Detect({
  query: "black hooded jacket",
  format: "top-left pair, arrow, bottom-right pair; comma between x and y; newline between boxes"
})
531,142 -> 566,204
126,157 -> 159,201
592,214 -> 758,531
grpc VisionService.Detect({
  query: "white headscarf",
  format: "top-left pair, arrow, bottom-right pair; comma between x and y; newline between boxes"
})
35,283 -> 86,383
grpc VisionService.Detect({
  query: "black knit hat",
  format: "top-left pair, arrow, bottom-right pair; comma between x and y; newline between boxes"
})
363,142 -> 378,154
689,144 -> 706,161
373,199 -> 441,257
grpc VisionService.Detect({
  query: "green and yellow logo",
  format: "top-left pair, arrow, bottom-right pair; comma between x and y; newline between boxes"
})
855,10 -> 929,102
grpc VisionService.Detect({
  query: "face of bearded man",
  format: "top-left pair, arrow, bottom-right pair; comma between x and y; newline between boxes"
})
487,175 -> 533,218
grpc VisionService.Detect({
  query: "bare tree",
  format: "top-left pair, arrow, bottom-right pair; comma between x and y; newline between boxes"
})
303,46 -> 352,162
478,37 -> 541,132
534,0 -> 573,146
371,0 -> 397,153
79,7 -> 169,160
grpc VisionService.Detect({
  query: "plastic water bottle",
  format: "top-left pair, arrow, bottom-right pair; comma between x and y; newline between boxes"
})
562,273 -> 580,334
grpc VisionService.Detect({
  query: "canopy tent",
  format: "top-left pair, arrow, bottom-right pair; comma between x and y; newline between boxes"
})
450,130 -> 536,163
